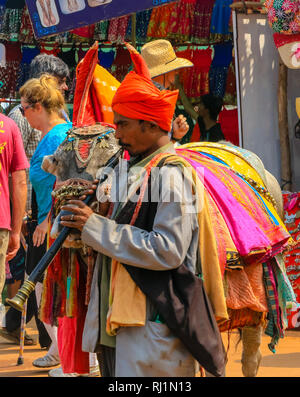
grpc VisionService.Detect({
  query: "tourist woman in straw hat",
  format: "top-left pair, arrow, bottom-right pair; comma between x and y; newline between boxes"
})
141,39 -> 193,143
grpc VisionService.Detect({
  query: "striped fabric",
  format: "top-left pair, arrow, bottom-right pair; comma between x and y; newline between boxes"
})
263,260 -> 284,353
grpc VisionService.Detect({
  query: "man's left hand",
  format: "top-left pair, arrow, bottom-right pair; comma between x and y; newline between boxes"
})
172,114 -> 189,141
61,200 -> 94,231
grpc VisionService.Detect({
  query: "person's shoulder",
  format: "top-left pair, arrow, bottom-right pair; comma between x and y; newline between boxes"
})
8,105 -> 22,121
0,112 -> 21,131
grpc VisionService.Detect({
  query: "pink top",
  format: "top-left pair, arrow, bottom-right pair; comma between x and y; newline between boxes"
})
0,114 -> 29,230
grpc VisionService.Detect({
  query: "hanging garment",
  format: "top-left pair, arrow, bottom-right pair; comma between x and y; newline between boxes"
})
110,45 -> 132,83
210,0 -> 233,42
223,60 -> 237,105
39,43 -> 61,56
188,47 -> 213,98
71,25 -> 95,42
19,5 -> 35,43
209,41 -> 233,98
0,6 -> 23,41
126,9 -> 152,42
175,48 -> 194,95
107,15 -> 130,44
191,0 -> 215,44
0,42 -> 22,98
282,192 -> 300,329
98,49 -> 115,70
16,46 -> 40,91
94,19 -> 109,41
147,2 -> 175,39
167,0 -> 196,42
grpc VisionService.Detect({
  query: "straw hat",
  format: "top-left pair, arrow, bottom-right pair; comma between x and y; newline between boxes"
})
278,41 -> 300,70
141,40 -> 193,78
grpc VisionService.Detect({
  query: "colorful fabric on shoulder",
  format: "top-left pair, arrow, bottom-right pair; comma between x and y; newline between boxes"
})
171,142 -> 296,350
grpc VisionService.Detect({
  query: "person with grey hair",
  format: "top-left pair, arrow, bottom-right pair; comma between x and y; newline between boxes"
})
0,54 -> 70,357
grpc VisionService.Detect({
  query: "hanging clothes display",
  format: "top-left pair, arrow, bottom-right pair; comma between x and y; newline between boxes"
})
16,46 -> 40,91
39,42 -> 61,56
94,20 -> 109,42
191,0 -> 215,44
175,47 -> 194,95
223,59 -> 237,105
126,9 -> 152,43
210,0 -> 233,42
0,0 -> 6,34
282,192 -> 300,329
98,48 -> 116,70
188,47 -> 213,98
110,45 -> 132,83
167,0 -> 197,42
71,25 -> 95,42
19,5 -> 35,43
147,2 -> 175,39
0,41 -> 21,98
209,41 -> 233,98
0,0 -> 25,41
107,15 -> 130,44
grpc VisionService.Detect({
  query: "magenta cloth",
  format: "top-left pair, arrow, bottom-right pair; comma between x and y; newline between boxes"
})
180,153 -> 287,261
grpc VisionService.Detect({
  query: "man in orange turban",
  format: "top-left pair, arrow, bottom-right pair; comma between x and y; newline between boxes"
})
61,43 -> 225,378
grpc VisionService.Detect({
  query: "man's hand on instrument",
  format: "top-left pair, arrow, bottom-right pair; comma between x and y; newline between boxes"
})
79,179 -> 99,201
61,200 -> 94,231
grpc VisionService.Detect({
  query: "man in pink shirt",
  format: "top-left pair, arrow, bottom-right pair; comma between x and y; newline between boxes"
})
0,113 -> 29,311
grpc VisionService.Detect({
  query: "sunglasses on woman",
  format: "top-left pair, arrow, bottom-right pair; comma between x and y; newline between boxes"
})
20,104 -> 33,116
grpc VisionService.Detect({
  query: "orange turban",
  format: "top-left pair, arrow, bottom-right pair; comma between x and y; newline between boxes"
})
112,43 -> 179,132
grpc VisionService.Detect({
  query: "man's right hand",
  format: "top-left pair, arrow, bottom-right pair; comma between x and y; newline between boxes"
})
79,179 -> 111,217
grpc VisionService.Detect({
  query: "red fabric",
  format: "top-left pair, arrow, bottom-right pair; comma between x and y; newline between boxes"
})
0,114 -> 29,230
124,42 -> 151,80
273,32 -> 300,48
190,122 -> 201,142
90,84 -> 103,122
177,48 -> 212,98
72,42 -> 99,127
218,108 -> 239,145
57,272 -> 90,374
71,25 -> 95,39
282,192 -> 300,329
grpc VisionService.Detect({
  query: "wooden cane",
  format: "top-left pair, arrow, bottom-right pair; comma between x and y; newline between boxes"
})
17,299 -> 27,365
17,235 -> 28,366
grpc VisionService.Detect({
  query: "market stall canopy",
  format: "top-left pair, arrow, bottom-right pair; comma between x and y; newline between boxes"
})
25,0 -> 178,40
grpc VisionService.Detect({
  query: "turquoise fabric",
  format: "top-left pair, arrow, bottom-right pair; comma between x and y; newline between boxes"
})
29,122 -> 72,224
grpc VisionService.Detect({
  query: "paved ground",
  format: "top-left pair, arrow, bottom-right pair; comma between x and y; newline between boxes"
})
1,317 -> 300,378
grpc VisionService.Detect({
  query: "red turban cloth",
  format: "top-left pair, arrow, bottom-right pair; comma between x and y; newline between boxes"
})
112,43 -> 179,132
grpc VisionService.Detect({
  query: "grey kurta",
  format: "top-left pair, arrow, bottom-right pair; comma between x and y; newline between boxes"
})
81,143 -> 200,376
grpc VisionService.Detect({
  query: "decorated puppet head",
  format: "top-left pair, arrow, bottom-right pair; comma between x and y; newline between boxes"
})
265,0 -> 300,69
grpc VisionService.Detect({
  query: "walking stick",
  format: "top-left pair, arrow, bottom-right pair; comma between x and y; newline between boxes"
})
17,235 -> 28,366
17,299 -> 27,365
